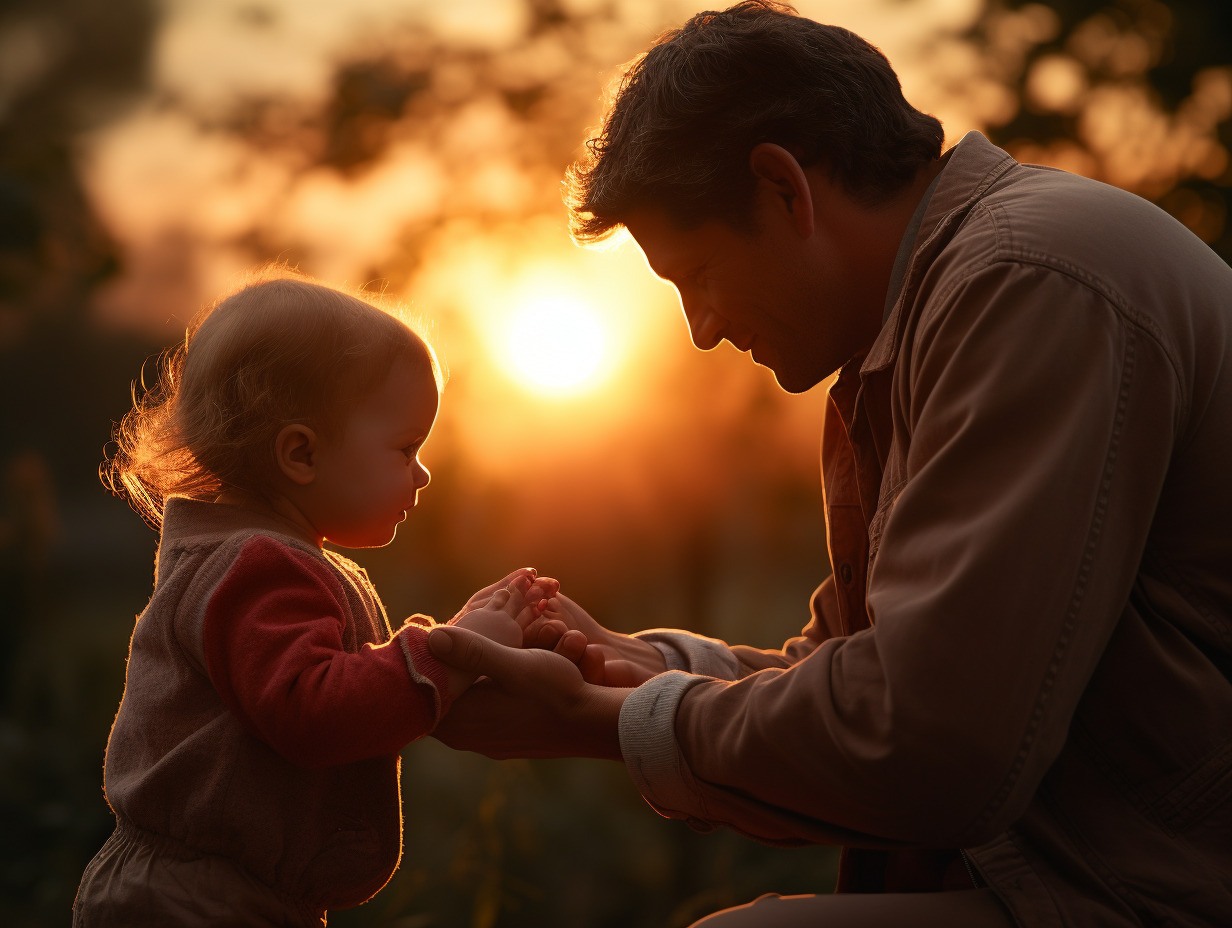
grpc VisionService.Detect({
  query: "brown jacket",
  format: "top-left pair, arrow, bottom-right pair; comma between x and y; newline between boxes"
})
619,132 -> 1232,927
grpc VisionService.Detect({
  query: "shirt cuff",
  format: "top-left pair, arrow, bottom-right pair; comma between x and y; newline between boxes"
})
618,670 -> 715,830
634,629 -> 743,679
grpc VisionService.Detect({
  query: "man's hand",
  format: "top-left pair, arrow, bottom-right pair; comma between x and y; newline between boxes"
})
428,624 -> 633,760
524,594 -> 667,686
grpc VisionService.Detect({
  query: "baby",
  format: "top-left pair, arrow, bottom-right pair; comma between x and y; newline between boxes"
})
74,270 -> 561,926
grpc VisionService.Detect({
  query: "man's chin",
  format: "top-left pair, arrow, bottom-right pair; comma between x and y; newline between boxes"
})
770,364 -> 829,395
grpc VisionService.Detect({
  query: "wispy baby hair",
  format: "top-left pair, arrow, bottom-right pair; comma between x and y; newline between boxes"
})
104,267 -> 442,528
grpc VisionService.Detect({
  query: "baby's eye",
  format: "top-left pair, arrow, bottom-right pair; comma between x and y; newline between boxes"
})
401,444 -> 419,461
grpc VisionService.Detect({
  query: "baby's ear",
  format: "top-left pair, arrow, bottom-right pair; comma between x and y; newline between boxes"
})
275,424 -> 318,485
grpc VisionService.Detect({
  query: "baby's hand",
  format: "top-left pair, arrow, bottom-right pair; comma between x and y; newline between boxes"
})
444,575 -> 554,700
454,570 -> 559,627
453,575 -> 558,640
516,582 -> 604,668
521,594 -> 586,656
521,575 -> 560,630
452,599 -> 521,649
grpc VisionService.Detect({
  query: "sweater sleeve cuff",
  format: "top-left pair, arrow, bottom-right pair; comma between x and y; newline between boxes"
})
633,629 -> 743,680
395,617 -> 452,721
618,670 -> 716,830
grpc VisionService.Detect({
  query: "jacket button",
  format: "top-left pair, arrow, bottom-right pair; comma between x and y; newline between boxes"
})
840,563 -> 853,584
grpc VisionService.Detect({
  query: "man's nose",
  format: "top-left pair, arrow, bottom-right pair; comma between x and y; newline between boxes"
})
684,305 -> 725,351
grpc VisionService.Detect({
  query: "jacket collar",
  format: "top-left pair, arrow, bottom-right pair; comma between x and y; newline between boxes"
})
861,131 -> 1018,378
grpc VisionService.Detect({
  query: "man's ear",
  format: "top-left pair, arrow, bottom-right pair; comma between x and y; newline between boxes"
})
749,142 -> 815,238
275,424 -> 318,486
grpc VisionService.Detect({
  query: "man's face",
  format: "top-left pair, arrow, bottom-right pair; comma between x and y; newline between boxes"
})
625,198 -> 873,394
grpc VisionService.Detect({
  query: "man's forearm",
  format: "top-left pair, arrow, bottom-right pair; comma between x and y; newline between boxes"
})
432,684 -> 631,760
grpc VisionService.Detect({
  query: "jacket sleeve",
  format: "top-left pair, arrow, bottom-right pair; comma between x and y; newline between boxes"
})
619,261 -> 1180,848
202,536 -> 452,768
634,575 -> 842,679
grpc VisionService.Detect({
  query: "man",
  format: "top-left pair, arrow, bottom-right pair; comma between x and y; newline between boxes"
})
428,3 -> 1232,925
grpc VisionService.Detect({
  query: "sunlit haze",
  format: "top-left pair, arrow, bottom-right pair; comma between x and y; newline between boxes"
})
505,294 -> 608,394
69,0 -> 1230,485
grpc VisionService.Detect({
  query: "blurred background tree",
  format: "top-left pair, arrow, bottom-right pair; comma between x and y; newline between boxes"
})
0,1 -> 1227,926
967,0 -> 1232,258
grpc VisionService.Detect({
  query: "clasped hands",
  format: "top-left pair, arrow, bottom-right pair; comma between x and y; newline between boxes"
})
429,568 -> 667,760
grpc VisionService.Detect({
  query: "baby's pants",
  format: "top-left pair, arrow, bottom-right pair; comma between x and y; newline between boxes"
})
73,819 -> 324,927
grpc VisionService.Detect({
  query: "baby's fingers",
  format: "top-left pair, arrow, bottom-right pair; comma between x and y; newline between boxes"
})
514,600 -> 546,631
530,576 -> 561,599
453,567 -> 537,620
489,574 -> 532,614
517,587 -> 561,631
524,579 -> 559,619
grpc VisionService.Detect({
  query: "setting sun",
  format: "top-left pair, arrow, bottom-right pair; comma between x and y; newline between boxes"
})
504,294 -> 608,394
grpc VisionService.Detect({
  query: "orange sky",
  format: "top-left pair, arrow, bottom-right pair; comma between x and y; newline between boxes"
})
75,1 -> 995,454
67,0 -> 1230,491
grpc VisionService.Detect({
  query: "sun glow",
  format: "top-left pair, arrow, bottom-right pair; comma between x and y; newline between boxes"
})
503,293 -> 609,394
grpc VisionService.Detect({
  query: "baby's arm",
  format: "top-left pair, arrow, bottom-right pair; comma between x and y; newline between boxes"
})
201,543 -> 555,766
202,538 -> 456,766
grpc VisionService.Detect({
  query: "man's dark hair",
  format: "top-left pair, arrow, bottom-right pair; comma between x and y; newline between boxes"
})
566,1 -> 944,242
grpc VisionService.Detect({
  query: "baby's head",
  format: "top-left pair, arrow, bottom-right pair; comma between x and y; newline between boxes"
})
108,269 -> 443,547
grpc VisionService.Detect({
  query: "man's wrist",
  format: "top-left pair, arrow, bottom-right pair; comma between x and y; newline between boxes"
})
573,685 -> 634,761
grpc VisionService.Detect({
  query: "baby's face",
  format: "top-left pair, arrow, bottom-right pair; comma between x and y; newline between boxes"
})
308,357 -> 439,548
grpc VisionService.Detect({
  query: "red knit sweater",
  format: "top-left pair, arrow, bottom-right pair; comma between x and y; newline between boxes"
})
203,535 -> 450,768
